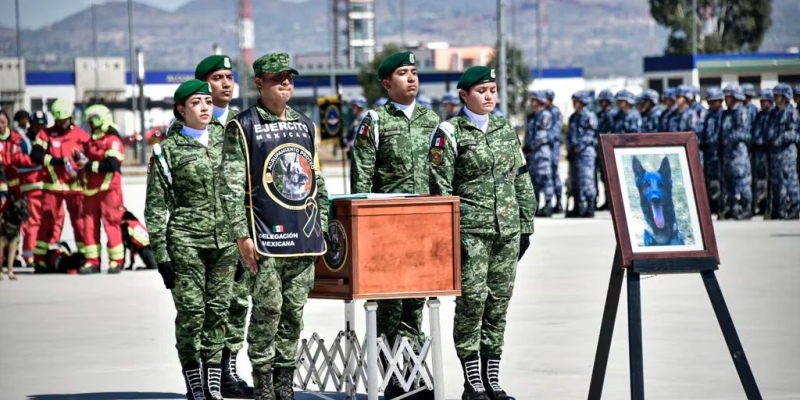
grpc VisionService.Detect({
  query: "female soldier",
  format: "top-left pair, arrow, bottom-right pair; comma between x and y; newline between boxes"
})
145,79 -> 237,400
76,105 -> 126,274
428,66 -> 535,400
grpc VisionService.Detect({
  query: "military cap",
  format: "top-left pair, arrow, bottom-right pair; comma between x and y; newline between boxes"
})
253,52 -> 299,75
723,84 -> 744,100
377,51 -> 416,80
740,83 -> 757,98
793,85 -> 800,97
530,90 -> 548,103
457,66 -> 496,90
349,95 -> 367,108
544,89 -> 555,100
31,110 -> 48,125
643,89 -> 660,104
417,95 -> 433,109
674,85 -> 692,98
174,79 -> 212,104
441,91 -> 459,104
705,87 -> 724,102
759,88 -> 774,102
571,90 -> 591,105
663,88 -> 677,100
194,55 -> 233,79
773,83 -> 793,99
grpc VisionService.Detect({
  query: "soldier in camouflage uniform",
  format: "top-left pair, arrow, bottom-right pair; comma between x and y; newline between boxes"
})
525,91 -> 554,217
720,84 -> 753,220
751,89 -> 774,216
593,89 -> 615,211
543,89 -> 564,213
659,88 -> 677,132
350,50 -> 440,399
566,90 -> 598,218
689,86 -> 707,144
219,53 -> 329,400
640,89 -> 662,133
669,86 -> 699,133
428,66 -> 535,400
612,89 -> 642,133
145,79 -> 236,400
189,55 -> 255,399
741,83 -> 760,127
442,91 -> 461,120
768,84 -> 800,219
700,87 -> 724,214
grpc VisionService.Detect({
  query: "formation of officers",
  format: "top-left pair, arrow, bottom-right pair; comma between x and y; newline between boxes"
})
0,101 -> 126,279
524,83 -> 800,220
144,51 -> 531,400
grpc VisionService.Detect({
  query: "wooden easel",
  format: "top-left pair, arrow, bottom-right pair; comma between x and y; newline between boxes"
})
586,247 -> 762,400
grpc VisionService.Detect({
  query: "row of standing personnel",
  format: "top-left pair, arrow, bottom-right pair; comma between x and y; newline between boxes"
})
144,51 -> 534,400
523,83 -> 800,220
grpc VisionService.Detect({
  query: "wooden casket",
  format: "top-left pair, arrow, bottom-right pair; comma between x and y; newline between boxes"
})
310,195 -> 462,300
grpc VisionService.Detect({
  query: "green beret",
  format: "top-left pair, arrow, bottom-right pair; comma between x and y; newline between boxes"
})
457,66 -> 497,90
194,55 -> 233,79
253,52 -> 299,75
377,51 -> 416,80
174,79 -> 212,104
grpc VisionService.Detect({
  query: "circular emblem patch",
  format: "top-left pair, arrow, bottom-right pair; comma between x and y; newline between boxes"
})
323,105 -> 341,137
263,143 -> 317,209
323,220 -> 347,272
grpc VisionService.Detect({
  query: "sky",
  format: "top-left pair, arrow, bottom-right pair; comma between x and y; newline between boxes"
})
0,0 -> 194,30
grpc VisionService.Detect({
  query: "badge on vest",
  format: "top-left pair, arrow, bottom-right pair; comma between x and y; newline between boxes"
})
263,143 -> 315,204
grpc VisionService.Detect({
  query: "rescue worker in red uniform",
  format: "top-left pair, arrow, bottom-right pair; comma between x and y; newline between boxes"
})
30,99 -> 89,273
19,111 -> 65,267
76,105 -> 126,274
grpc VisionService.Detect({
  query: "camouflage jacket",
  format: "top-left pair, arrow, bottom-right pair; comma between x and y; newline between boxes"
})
641,107 -> 663,133
352,102 -> 440,194
524,109 -> 552,153
144,121 -> 232,265
612,109 -> 642,133
769,105 -> 799,149
428,110 -> 536,236
219,103 -> 329,240
548,105 -> 563,144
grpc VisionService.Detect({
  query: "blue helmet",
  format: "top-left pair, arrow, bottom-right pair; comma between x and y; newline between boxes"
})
598,89 -> 615,102
643,89 -> 660,104
759,88 -> 774,102
349,95 -> 367,108
705,87 -> 723,102
723,84 -> 745,100
662,88 -> 677,101
544,89 -> 555,101
417,95 -> 432,109
793,85 -> 800,97
615,89 -> 636,105
530,90 -> 548,104
571,90 -> 591,105
674,85 -> 692,98
772,83 -> 793,99
374,97 -> 388,108
740,83 -> 757,98
441,91 -> 459,104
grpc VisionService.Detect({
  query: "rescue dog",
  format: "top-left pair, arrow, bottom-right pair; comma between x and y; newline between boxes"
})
121,209 -> 157,270
0,197 -> 28,280
632,156 -> 685,246
280,154 -> 309,200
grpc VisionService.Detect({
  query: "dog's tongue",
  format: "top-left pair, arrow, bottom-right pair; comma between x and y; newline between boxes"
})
652,205 -> 665,229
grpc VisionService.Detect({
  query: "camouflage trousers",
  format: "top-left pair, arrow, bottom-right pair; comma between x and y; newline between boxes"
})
170,244 -> 237,367
377,298 -> 426,348
751,149 -> 769,213
723,151 -> 752,214
454,231 -> 520,360
769,147 -> 800,218
527,149 -> 554,203
248,256 -> 315,373
552,141 -> 563,202
570,150 -> 597,204
225,273 -> 252,352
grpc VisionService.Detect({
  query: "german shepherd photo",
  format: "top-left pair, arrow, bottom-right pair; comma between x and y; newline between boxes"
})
632,155 -> 685,246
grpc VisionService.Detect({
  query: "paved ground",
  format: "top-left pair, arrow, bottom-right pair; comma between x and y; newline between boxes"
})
0,171 -> 799,400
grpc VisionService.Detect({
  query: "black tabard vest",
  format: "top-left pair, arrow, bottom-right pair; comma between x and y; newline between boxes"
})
234,106 -> 325,256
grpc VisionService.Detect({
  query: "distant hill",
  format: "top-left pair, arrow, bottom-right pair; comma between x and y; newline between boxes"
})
1,0 -> 798,78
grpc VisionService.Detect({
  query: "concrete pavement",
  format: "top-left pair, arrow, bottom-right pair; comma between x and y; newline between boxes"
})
0,175 -> 798,399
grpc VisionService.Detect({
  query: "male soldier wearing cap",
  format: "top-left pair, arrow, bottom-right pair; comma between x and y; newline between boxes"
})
351,50 -> 440,399
194,54 -> 254,398
220,52 -> 329,400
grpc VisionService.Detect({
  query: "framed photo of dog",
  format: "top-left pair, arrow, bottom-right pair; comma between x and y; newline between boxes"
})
599,132 -> 720,268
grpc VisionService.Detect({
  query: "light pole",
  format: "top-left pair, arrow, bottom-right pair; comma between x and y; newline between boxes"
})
497,0 -> 508,117
91,1 -> 99,102
128,0 -> 138,158
15,0 -> 23,111
136,47 -> 147,164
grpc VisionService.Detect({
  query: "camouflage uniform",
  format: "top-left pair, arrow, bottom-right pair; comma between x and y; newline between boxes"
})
428,110 -> 535,360
640,90 -> 663,133
611,90 -> 642,134
544,90 -> 563,211
659,88 -> 677,132
524,104 -> 554,210
220,102 -> 329,382
351,100 -> 440,348
767,94 -> 800,219
720,99 -> 753,219
566,92 -> 598,217
701,88 -> 724,214
751,91 -> 773,215
144,121 -> 237,368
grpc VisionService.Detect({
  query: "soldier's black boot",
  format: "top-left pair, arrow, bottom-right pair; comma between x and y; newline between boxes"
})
182,364 -> 206,400
272,367 -> 295,400
252,367 -> 275,400
580,201 -> 595,218
381,354 -> 413,400
460,355 -> 490,400
203,364 -> 224,400
481,355 -> 515,400
221,348 -> 254,398
535,202 -> 553,218
554,198 -> 564,214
